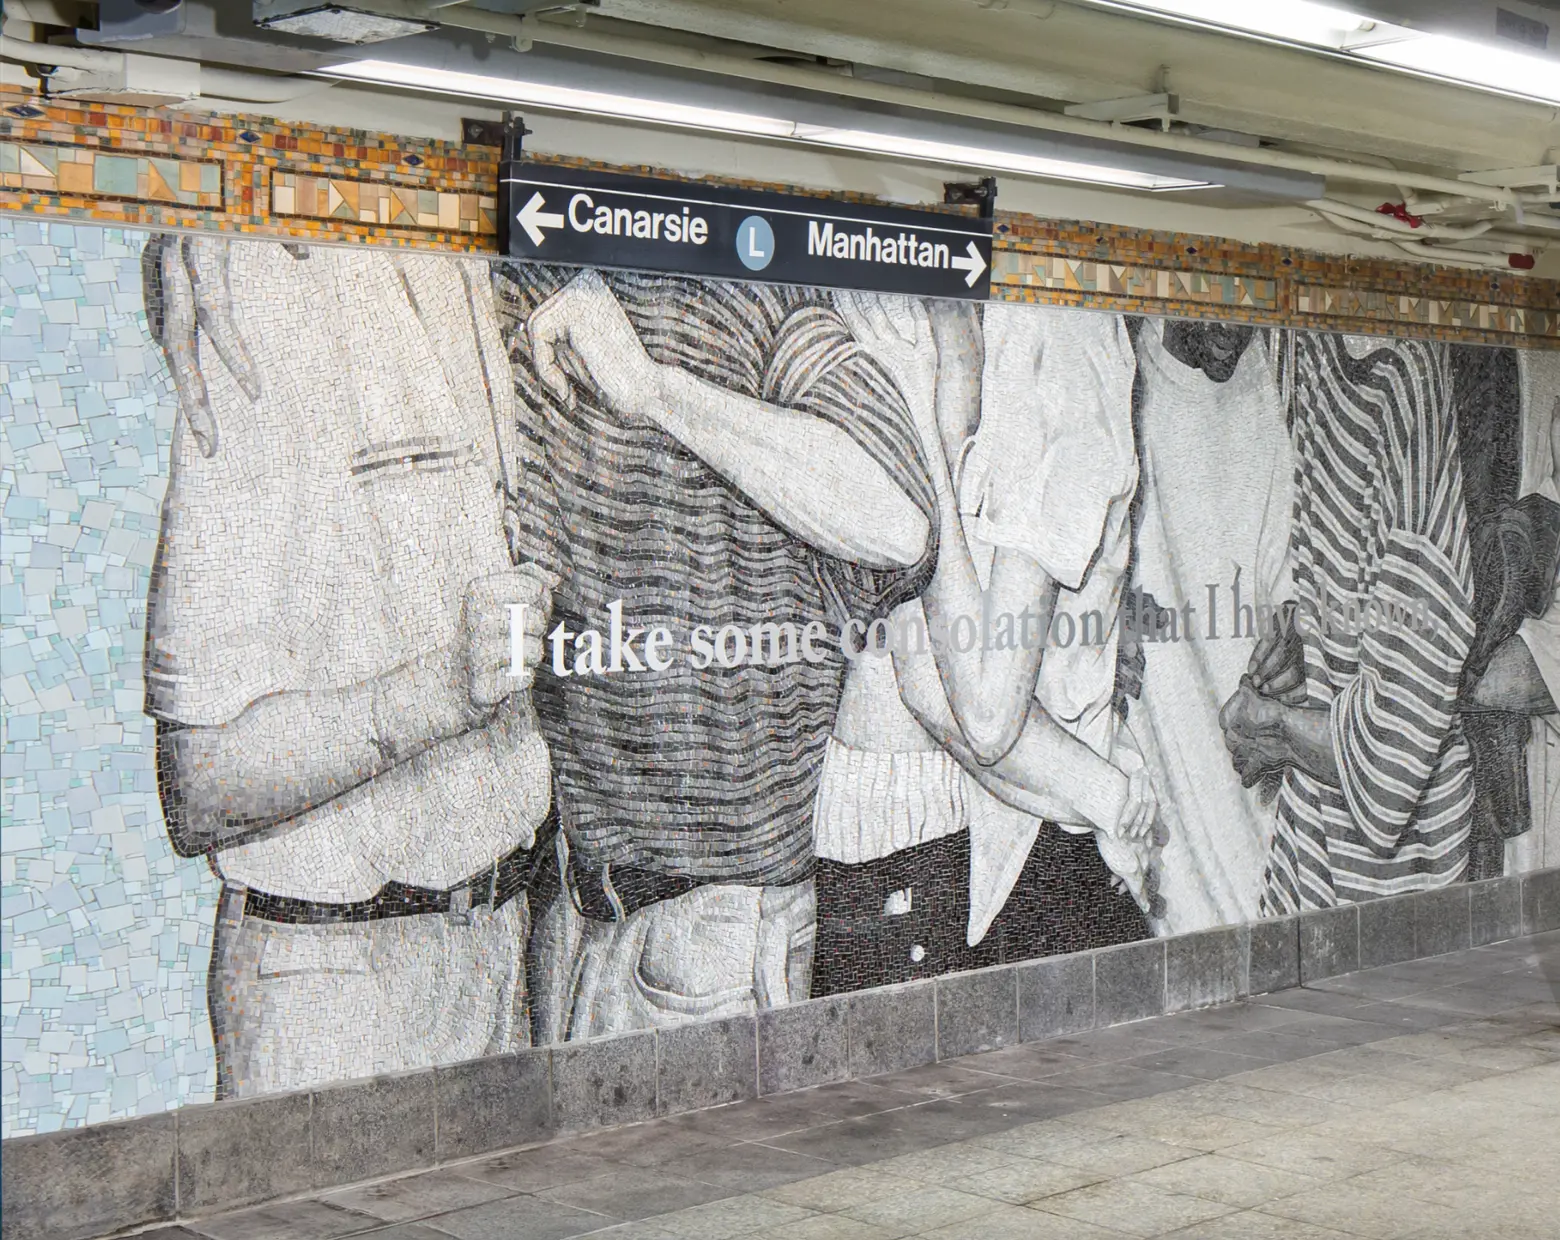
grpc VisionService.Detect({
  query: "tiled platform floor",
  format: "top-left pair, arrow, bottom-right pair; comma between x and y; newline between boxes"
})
150,932 -> 1559,1240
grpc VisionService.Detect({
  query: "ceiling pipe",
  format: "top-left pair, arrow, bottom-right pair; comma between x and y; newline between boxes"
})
1306,197 -> 1500,241
392,1 -> 1523,207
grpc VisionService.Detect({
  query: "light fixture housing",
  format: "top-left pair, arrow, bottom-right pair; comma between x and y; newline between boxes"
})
1095,0 -> 1560,105
326,59 -> 1218,192
254,1 -> 437,45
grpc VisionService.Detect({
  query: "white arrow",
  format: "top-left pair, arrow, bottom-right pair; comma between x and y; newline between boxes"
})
950,240 -> 987,288
516,191 -> 564,246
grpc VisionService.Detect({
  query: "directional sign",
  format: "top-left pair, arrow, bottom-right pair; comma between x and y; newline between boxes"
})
501,161 -> 993,301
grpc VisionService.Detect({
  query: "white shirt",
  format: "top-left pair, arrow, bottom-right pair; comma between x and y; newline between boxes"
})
146,244 -> 543,901
1126,321 -> 1293,933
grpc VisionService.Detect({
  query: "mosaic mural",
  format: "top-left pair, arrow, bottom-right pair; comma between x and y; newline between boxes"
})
3,219 -> 1558,1135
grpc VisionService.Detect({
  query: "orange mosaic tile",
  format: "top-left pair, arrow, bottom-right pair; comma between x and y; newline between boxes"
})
0,83 -> 1554,347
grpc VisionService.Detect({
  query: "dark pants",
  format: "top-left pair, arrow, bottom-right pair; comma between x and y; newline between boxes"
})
811,823 -> 1149,998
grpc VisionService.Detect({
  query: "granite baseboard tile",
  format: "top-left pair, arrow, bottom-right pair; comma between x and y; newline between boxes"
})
310,1069 -> 437,1189
1017,950 -> 1096,1042
435,1048 -> 552,1162
550,1030 -> 657,1134
758,997 -> 849,1096
1358,894 -> 1418,970
656,1015 -> 758,1117
1094,937 -> 1166,1026
1248,915 -> 1300,995
175,1090 -> 313,1216
1470,876 -> 1523,946
847,979 -> 936,1077
1299,904 -> 1360,982
1166,925 -> 1246,1013
1414,883 -> 1472,958
0,1111 -> 176,1240
1522,867 -> 1560,935
935,966 -> 1019,1059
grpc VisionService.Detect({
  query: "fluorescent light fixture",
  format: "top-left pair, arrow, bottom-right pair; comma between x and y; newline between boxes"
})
328,60 -> 1215,190
1352,35 -> 1560,106
254,3 -> 436,44
794,126 -> 1212,190
328,60 -> 797,137
1108,0 -> 1372,47
1104,0 -> 1560,105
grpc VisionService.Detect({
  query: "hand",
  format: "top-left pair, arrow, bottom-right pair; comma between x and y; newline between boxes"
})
1106,740 -> 1157,841
1247,599 -> 1306,704
526,270 -> 657,421
148,235 -> 264,459
836,290 -> 940,448
459,563 -> 557,714
1113,765 -> 1158,841
1219,680 -> 1290,788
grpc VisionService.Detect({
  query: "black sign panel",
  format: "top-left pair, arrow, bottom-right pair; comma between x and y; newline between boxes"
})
500,162 -> 992,301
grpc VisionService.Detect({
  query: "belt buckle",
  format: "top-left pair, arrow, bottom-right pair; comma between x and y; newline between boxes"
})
453,862 -> 500,926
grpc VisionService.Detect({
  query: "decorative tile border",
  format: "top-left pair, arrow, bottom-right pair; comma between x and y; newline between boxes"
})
1,82 -> 1556,346
992,248 -> 1279,310
1296,283 -> 1558,339
0,140 -> 221,207
271,171 -> 495,234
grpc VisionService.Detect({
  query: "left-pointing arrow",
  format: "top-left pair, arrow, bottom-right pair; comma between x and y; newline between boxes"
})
516,191 -> 565,246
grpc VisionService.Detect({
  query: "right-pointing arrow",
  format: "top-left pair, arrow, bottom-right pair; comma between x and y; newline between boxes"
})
950,240 -> 988,288
516,191 -> 565,247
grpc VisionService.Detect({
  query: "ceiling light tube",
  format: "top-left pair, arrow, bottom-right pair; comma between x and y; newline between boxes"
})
1094,0 -> 1560,106
326,59 -> 1216,191
793,125 -> 1212,190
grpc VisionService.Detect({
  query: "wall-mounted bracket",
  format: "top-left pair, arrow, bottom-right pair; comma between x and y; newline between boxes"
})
1064,91 -> 1180,129
944,175 -> 998,220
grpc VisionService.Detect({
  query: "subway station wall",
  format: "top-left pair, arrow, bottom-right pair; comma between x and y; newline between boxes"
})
2,217 -> 1558,1137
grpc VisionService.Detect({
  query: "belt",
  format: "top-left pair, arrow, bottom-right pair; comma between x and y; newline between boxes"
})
562,837 -> 816,923
566,845 -> 701,923
242,836 -> 537,926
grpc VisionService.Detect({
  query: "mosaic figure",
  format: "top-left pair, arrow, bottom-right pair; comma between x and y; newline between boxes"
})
810,295 -> 1155,997
1466,349 -> 1560,871
143,238 -> 554,1096
1228,335 -> 1478,911
1125,319 -> 1294,934
495,267 -> 936,1041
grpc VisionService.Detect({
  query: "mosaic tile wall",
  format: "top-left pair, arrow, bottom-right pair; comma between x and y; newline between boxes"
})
1,84 -> 1556,349
0,220 -> 218,1137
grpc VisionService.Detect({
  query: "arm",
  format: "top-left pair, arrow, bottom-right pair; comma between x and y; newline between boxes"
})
525,271 -> 927,569
838,293 -> 1057,763
651,366 -> 927,567
161,566 -> 552,854
1463,636 -> 1558,715
1220,680 -> 1339,787
896,640 -> 1135,833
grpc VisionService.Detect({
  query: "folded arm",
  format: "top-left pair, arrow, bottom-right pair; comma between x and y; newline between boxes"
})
650,365 -> 928,567
526,271 -> 928,569
158,650 -> 479,854
896,640 -> 1127,830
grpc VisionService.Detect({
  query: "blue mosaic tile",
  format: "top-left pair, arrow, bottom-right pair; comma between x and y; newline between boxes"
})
1,220 -> 218,1139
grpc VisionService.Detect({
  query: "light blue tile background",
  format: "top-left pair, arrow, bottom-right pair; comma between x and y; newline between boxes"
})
1,219 -> 218,1137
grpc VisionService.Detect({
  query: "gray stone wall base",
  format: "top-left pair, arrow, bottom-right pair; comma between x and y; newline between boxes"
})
5,868 -> 1557,1240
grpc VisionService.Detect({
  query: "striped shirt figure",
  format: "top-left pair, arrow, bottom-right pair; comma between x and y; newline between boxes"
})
495,266 -> 936,1039
1264,334 -> 1477,913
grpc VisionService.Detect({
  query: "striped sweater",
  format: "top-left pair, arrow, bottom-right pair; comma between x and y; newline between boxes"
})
1264,335 -> 1476,912
494,266 -> 936,887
